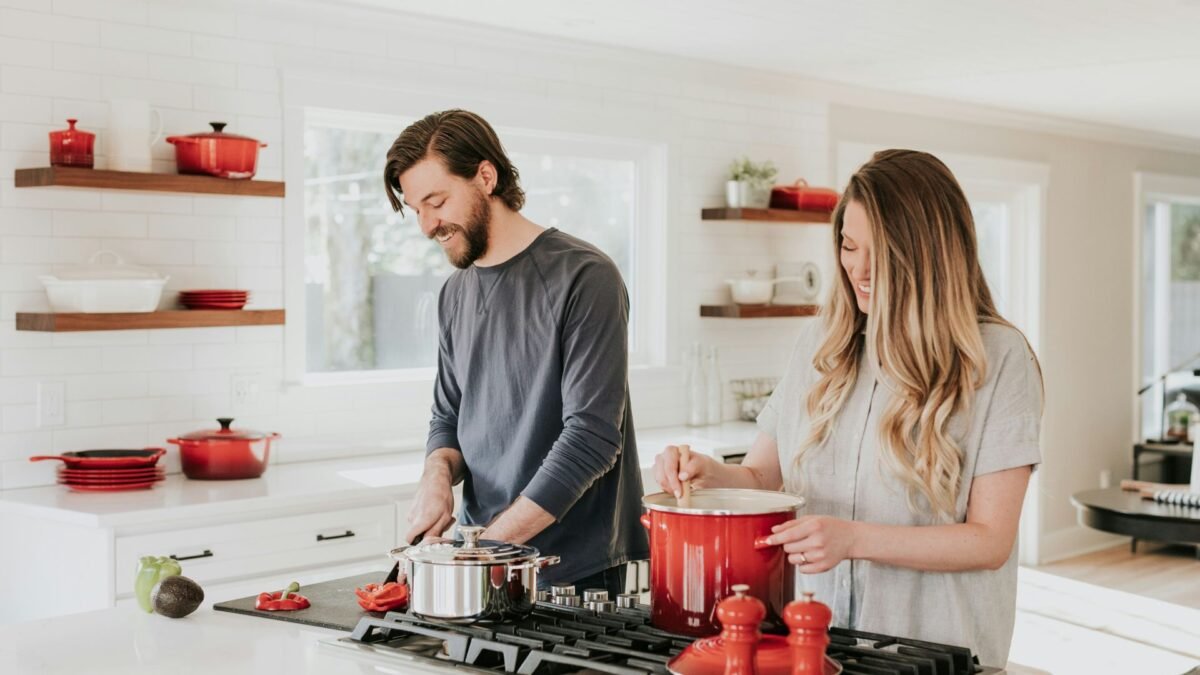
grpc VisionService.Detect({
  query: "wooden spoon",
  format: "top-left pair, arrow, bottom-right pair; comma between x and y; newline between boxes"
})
677,444 -> 692,507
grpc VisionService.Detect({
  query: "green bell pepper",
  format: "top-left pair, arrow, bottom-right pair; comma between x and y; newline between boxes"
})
135,556 -> 182,613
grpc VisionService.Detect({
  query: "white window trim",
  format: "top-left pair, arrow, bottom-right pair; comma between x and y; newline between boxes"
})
282,83 -> 668,387
1132,172 -> 1200,442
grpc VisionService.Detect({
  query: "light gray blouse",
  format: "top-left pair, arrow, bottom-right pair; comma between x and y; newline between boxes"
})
757,320 -> 1042,668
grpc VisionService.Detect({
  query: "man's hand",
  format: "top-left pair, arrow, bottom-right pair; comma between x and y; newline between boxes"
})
404,450 -> 461,543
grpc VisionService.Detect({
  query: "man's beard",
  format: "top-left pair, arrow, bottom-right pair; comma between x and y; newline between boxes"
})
434,191 -> 491,269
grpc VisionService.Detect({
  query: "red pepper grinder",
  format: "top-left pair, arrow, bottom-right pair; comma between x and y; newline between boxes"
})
48,119 -> 95,168
718,583 -> 766,675
783,591 -> 832,674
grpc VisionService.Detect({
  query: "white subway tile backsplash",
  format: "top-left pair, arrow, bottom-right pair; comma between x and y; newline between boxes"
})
0,121 -> 56,152
1,236 -> 99,264
157,265 -> 236,292
2,347 -> 103,376
0,207 -> 51,236
101,74 -> 193,109
191,85 -> 280,118
234,216 -> 281,242
64,372 -> 147,400
0,377 -> 35,404
191,34 -> 275,66
147,327 -> 236,345
192,240 -> 280,267
234,325 -> 281,343
52,211 -> 148,238
234,266 -> 281,291
100,22 -> 190,56
52,330 -> 149,347
0,456 -> 55,489
235,13 -> 313,47
148,55 -> 237,88
65,399 -> 102,426
146,3 -> 236,37
0,35 -> 51,70
0,93 -> 51,124
146,369 -> 228,396
192,195 -> 280,217
100,190 -> 192,214
0,65 -> 103,100
236,64 -> 279,93
0,8 -> 98,45
52,0 -> 147,23
101,344 -> 192,372
2,403 -> 36,432
52,43 -> 149,78
1,290 -> 50,316
1,181 -> 102,210
0,1 -> 50,11
194,342 -> 280,369
50,423 -> 147,452
0,429 -> 51,462
51,97 -> 111,129
147,214 -> 234,241
103,396 -> 192,425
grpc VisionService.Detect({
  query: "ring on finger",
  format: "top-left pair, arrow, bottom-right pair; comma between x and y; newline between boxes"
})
798,551 -> 809,565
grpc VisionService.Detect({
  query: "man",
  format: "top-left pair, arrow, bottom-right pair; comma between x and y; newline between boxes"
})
383,109 -> 648,596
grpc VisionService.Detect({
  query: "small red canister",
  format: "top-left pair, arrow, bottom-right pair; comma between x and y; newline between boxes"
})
168,418 -> 279,480
49,119 -> 95,168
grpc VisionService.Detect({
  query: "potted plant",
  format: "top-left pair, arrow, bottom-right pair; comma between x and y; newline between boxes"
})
725,156 -> 777,208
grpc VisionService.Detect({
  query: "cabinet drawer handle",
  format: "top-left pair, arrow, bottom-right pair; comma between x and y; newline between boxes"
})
316,530 -> 356,542
169,549 -> 214,562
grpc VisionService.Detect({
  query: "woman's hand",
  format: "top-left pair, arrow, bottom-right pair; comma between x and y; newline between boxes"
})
767,515 -> 861,573
653,444 -> 721,498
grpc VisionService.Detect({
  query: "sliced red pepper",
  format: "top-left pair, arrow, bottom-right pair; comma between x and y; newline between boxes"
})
355,582 -> 409,613
255,590 -> 311,611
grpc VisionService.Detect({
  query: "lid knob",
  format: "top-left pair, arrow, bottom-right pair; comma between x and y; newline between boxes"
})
459,525 -> 484,548
716,584 -> 764,675
209,122 -> 227,133
783,591 -> 832,674
217,418 -> 234,431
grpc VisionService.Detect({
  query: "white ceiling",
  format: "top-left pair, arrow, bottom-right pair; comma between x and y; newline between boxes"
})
344,0 -> 1200,142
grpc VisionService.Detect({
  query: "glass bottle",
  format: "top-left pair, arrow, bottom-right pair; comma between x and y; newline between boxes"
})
686,342 -> 707,427
705,346 -> 721,426
1164,393 -> 1199,442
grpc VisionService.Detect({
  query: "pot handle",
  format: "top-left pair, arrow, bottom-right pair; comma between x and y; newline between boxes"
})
640,514 -> 651,529
165,135 -> 198,145
753,535 -> 778,550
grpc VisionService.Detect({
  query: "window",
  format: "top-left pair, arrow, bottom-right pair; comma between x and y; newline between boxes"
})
301,110 -> 664,381
1138,174 -> 1200,440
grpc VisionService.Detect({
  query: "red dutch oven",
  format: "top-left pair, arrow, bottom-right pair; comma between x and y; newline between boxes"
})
166,122 -> 266,179
642,488 -> 804,637
168,418 -> 279,480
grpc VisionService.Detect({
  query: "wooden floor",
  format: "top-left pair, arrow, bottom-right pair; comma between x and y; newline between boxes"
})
1032,542 -> 1200,610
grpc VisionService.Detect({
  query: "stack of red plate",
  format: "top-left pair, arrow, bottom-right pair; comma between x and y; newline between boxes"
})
179,289 -> 249,310
30,449 -> 166,492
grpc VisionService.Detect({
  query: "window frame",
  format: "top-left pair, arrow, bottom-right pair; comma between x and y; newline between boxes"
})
284,106 -> 667,387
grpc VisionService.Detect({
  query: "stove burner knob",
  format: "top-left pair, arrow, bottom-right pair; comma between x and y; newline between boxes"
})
582,589 -> 609,603
553,594 -> 582,607
593,601 -> 615,613
616,593 -> 639,609
536,590 -> 551,603
550,583 -> 576,597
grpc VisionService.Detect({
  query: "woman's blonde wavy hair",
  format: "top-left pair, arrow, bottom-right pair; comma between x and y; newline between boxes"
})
802,149 -> 1021,521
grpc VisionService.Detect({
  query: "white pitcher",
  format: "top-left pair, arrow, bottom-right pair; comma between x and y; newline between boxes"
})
107,99 -> 163,172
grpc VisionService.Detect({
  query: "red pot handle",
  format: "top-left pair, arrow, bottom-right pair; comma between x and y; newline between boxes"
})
753,536 -> 777,550
640,514 -> 651,530
165,136 -> 198,145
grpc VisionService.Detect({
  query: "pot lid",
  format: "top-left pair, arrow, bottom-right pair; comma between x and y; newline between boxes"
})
643,488 -> 804,516
48,250 -> 165,281
177,418 -> 270,441
171,121 -> 260,143
397,526 -> 540,565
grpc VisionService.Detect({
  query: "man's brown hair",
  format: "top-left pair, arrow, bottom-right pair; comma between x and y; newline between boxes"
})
383,109 -> 525,215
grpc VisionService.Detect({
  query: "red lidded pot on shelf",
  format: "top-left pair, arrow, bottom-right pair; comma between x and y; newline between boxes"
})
166,122 -> 267,179
49,119 -> 95,168
168,418 -> 279,480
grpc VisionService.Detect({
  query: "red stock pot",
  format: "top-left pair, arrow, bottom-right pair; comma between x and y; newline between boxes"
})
166,122 -> 266,179
168,418 -> 279,480
641,488 -> 804,637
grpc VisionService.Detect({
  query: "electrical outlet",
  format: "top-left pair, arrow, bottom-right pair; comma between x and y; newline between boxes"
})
231,374 -> 259,412
37,381 -> 66,428
1099,469 -> 1112,489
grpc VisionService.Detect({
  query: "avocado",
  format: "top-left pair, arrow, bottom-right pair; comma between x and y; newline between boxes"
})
152,575 -> 205,618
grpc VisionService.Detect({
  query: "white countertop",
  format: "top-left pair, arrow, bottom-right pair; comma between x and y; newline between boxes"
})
0,603 -> 440,675
0,422 -> 759,529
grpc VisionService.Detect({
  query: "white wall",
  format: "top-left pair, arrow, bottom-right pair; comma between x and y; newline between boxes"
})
0,0 -> 830,489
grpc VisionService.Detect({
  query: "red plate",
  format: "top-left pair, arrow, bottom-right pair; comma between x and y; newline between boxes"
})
180,294 -> 248,299
182,304 -> 246,310
60,466 -> 165,476
60,470 -> 163,480
63,481 -> 159,492
60,474 -> 164,485
180,289 -> 249,295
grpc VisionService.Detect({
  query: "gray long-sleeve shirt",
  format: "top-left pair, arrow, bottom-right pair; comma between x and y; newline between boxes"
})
426,228 -> 649,583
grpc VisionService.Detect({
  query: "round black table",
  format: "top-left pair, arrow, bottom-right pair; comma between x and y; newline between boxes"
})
1072,487 -> 1200,553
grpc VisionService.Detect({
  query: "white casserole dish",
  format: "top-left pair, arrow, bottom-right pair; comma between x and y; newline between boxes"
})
39,251 -> 169,313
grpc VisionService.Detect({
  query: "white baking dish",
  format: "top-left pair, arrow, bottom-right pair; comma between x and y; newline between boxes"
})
39,251 -> 169,313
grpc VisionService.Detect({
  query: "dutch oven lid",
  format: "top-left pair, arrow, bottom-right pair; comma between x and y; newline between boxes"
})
643,488 -> 805,515
176,121 -> 260,142
177,418 -> 269,441
400,526 -> 540,565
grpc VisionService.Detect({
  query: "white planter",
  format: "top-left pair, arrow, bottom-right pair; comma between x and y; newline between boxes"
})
725,180 -> 770,208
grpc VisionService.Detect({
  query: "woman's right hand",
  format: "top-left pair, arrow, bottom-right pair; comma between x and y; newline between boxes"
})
654,444 -> 721,498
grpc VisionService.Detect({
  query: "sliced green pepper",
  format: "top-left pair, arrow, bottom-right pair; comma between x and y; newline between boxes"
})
134,556 -> 183,613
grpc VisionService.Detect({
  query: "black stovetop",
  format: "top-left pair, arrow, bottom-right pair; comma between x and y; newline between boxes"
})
328,601 -> 1001,675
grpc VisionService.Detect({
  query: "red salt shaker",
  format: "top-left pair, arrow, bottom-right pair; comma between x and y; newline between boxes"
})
783,591 -> 832,674
49,118 -> 95,168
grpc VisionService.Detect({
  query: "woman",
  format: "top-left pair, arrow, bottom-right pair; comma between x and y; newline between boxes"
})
654,149 -> 1042,667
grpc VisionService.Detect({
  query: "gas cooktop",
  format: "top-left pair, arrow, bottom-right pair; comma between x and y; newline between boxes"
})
321,600 -> 1003,674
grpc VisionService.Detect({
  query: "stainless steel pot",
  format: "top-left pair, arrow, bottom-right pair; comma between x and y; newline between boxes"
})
388,525 -> 560,623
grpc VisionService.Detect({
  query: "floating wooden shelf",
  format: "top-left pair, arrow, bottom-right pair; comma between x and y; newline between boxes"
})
700,304 -> 819,318
16,309 -> 285,332
701,207 -> 831,224
14,167 -> 285,197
